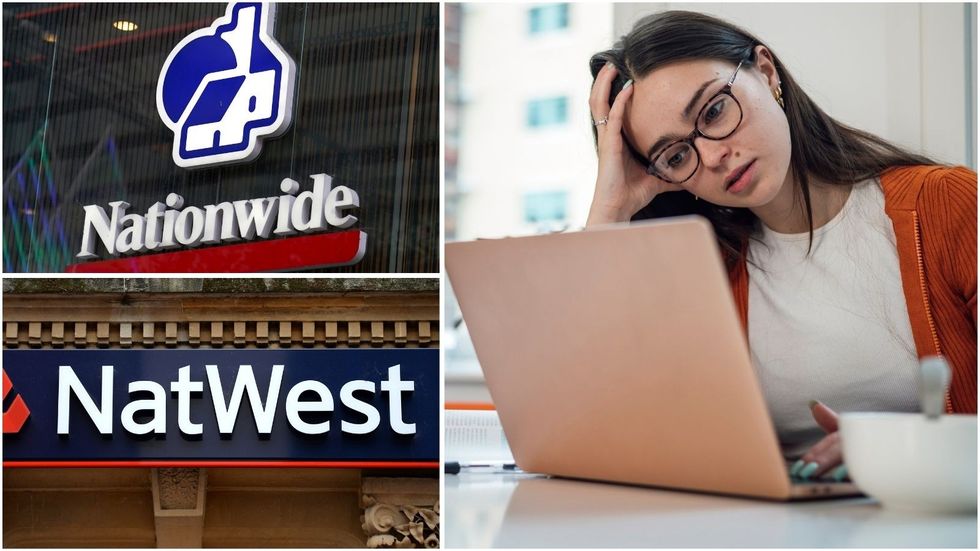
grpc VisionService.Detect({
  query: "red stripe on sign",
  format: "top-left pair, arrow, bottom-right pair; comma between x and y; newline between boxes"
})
66,230 -> 366,273
3,461 -> 438,469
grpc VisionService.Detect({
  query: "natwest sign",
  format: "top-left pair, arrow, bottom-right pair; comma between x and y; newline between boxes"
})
57,363 -> 413,437
67,174 -> 367,273
2,350 -> 437,467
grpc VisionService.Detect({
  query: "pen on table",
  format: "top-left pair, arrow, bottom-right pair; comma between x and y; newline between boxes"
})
444,461 -> 518,474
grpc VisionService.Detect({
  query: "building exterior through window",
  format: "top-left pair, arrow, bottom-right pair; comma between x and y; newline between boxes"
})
3,3 -> 439,273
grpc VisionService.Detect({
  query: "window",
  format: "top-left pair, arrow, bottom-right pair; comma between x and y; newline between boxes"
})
523,190 -> 567,224
526,97 -> 568,128
528,4 -> 569,35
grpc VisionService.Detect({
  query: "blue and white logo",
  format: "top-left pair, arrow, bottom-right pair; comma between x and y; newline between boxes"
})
156,2 -> 296,169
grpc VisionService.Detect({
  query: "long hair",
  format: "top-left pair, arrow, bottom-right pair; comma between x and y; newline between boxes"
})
590,11 -> 939,269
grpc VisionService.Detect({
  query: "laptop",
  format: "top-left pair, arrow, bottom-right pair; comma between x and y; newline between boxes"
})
446,216 -> 862,500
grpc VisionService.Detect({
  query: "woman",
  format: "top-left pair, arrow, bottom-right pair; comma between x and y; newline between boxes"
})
586,11 -> 977,481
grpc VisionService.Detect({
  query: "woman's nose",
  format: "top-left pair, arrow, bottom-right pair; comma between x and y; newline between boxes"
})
694,136 -> 731,169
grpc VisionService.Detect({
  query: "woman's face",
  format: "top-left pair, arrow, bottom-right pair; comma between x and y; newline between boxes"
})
622,50 -> 792,208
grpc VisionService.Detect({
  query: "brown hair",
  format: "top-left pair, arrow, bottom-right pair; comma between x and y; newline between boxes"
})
590,10 -> 939,268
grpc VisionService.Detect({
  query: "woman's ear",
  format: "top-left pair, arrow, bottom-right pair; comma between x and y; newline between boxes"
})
752,45 -> 781,89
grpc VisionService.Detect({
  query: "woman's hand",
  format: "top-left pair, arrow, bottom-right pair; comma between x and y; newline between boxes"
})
790,400 -> 849,481
586,63 -> 676,227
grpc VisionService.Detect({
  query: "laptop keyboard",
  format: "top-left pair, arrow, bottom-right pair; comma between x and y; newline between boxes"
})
791,475 -> 849,485
785,463 -> 851,484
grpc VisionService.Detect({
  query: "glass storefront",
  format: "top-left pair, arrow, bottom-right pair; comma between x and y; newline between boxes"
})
3,3 -> 439,272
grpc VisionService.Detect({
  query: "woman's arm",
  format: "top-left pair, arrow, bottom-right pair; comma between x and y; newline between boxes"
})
923,166 -> 977,325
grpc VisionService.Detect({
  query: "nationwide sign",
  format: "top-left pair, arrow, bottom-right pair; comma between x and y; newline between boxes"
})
2,350 -> 437,467
65,2 -> 367,273
67,173 -> 367,273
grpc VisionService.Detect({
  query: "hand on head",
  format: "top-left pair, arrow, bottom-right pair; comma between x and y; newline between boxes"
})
586,63 -> 677,227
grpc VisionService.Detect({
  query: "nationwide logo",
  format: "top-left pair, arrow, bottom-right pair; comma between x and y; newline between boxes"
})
3,369 -> 30,434
156,2 -> 296,169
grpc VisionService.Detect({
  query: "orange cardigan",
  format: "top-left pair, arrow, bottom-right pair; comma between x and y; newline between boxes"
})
728,165 -> 978,414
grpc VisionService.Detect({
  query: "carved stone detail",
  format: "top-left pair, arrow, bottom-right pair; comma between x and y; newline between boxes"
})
154,468 -> 201,510
150,468 -> 207,548
361,478 -> 439,548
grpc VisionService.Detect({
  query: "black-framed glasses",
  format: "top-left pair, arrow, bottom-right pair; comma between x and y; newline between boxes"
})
645,58 -> 748,184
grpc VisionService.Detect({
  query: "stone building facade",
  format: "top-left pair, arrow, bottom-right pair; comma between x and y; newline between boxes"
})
2,278 -> 439,547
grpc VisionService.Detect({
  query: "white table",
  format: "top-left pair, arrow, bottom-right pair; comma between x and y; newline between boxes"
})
445,471 -> 977,548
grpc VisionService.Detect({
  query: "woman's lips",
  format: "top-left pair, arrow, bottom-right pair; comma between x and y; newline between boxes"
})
726,160 -> 756,194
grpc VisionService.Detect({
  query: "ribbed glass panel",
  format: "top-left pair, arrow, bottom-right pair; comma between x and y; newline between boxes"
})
3,2 -> 439,273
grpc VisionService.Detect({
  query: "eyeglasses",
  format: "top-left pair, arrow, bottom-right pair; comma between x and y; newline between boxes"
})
646,58 -> 747,184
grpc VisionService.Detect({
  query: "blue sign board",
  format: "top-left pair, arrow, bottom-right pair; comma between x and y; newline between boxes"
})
3,349 -> 437,464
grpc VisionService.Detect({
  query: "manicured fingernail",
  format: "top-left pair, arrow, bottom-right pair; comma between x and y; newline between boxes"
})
604,61 -> 614,71
799,462 -> 819,480
830,464 -> 848,482
789,460 -> 805,476
622,79 -> 633,90
808,399 -> 819,409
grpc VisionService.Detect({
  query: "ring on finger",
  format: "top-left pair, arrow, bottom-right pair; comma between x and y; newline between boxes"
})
593,116 -> 609,127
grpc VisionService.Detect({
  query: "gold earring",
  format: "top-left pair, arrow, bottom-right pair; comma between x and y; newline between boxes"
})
773,83 -> 784,109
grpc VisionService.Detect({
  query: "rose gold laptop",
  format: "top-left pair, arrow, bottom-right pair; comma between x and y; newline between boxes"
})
446,216 -> 861,500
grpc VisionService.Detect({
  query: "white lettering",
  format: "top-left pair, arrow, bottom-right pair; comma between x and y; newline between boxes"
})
175,206 -> 205,246
233,197 -> 278,239
170,365 -> 204,435
381,364 -> 416,435
326,185 -> 359,229
290,174 -> 325,231
206,364 -> 283,435
53,363 -> 412,438
121,380 -> 166,434
202,201 -> 240,244
144,202 -> 166,250
340,380 -> 380,435
160,193 -> 183,248
77,201 -> 128,258
115,213 -> 146,254
57,365 -> 114,434
76,174 -> 362,258
274,178 -> 299,235
285,380 -> 334,435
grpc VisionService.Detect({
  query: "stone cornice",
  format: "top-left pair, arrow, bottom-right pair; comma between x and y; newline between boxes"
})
4,292 -> 438,349
2,278 -> 439,294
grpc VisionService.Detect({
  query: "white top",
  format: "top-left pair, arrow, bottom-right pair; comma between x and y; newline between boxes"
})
747,179 -> 920,458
